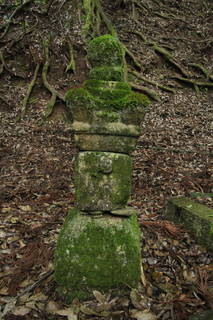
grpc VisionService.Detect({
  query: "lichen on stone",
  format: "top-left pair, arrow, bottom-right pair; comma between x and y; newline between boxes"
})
75,151 -> 132,211
54,208 -> 141,301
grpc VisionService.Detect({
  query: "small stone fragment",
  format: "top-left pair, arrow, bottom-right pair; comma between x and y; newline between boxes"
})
166,197 -> 213,250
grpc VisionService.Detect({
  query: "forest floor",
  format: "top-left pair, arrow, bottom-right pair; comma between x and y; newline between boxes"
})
0,0 -> 213,319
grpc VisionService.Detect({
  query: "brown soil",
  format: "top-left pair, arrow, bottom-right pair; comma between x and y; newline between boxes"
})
0,0 -> 212,319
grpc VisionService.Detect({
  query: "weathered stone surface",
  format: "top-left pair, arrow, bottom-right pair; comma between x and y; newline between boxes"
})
54,208 -> 141,301
75,152 -> 132,211
74,133 -> 137,154
166,197 -> 213,250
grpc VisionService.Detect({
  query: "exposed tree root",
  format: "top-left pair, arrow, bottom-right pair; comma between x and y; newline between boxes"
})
65,39 -> 76,73
153,45 -> 189,78
154,12 -> 187,24
130,70 -> 176,93
0,0 -> 34,40
17,63 -> 40,120
188,63 -> 213,81
125,47 -> 142,70
130,82 -> 160,102
41,38 -> 65,122
172,76 -> 213,88
0,50 -> 7,75
82,0 -> 116,39
129,30 -> 149,44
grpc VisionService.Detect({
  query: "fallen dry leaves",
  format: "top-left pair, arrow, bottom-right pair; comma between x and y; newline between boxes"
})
0,0 -> 213,319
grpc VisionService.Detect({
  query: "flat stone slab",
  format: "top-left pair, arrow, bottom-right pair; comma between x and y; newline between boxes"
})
166,197 -> 213,250
74,133 -> 137,154
75,151 -> 132,211
54,208 -> 141,301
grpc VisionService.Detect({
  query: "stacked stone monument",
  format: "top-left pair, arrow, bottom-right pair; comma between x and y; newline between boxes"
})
54,35 -> 150,301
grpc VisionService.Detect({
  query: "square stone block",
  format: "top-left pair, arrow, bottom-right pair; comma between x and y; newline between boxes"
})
75,152 -> 132,211
54,208 -> 141,301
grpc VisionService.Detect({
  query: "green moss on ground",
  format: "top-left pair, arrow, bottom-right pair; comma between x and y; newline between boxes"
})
54,208 -> 141,301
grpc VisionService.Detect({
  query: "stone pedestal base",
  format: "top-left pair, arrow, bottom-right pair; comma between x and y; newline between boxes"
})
54,208 -> 141,301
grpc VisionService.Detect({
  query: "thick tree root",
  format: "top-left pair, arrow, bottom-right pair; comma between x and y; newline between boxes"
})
17,63 -> 40,120
65,39 -> 75,73
82,0 -> 116,39
0,0 -> 34,40
188,63 -> 213,81
153,45 -> 189,78
130,70 -> 175,93
41,38 -> 65,122
130,82 -> 160,102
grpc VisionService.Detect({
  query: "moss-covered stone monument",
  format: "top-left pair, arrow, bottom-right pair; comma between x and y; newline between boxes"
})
54,35 -> 150,301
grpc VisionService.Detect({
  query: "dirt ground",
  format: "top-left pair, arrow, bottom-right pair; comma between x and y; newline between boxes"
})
0,0 -> 213,319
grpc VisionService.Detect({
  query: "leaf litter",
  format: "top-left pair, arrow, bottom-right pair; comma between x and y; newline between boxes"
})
0,0 -> 213,319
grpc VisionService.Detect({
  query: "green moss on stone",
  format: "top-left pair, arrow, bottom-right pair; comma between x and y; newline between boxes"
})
54,208 -> 141,301
90,66 -> 125,81
84,80 -> 131,100
75,151 -> 132,211
66,83 -> 149,113
166,197 -> 213,250
87,34 -> 125,68
65,81 -> 150,135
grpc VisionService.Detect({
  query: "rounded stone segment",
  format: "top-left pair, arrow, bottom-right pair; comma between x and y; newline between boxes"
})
75,152 -> 132,211
87,34 -> 125,68
54,208 -> 141,301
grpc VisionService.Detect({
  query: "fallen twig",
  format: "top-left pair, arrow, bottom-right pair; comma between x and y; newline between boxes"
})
17,270 -> 54,298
